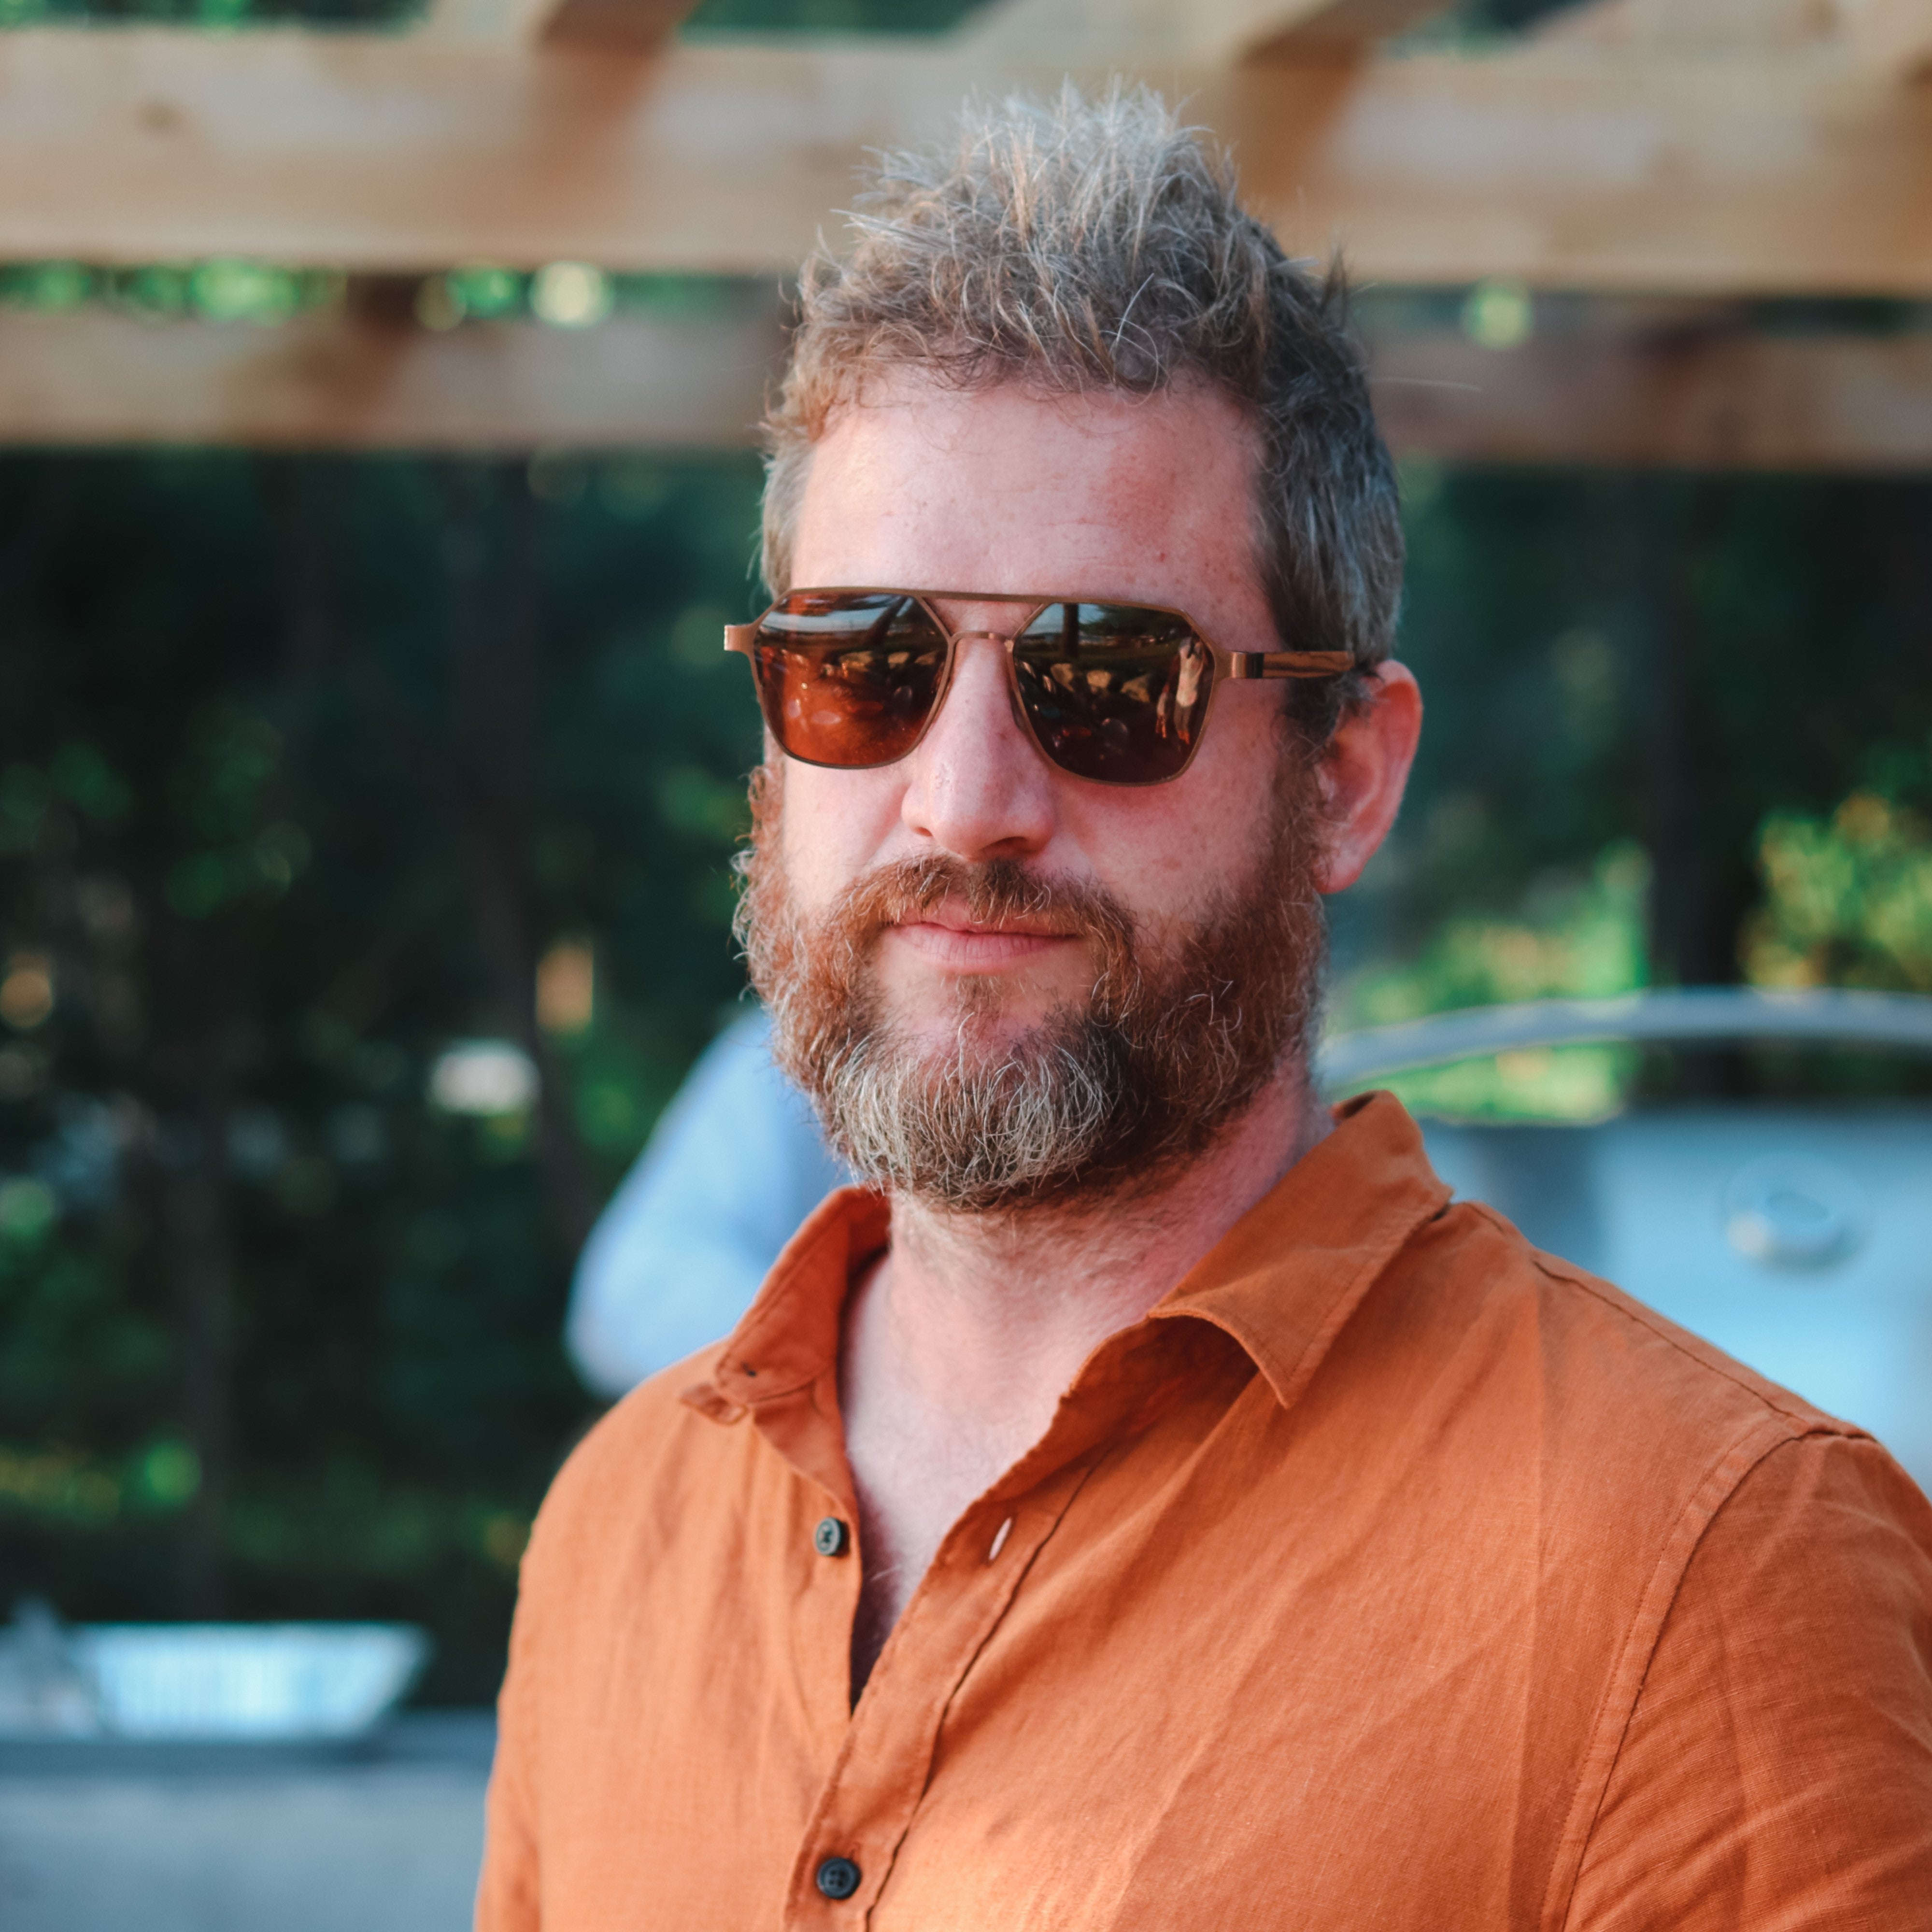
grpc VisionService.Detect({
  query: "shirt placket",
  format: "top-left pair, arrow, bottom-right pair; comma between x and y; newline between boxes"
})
728,1326 -> 1215,1929
777,1449 -> 1102,1927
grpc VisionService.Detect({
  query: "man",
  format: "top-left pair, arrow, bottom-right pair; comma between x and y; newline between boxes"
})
480,88 -> 1932,1929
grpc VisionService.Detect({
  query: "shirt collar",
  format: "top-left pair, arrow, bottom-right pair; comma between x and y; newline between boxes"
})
698,1184 -> 891,1419
687,1092 -> 1449,1428
1148,1091 -> 1452,1410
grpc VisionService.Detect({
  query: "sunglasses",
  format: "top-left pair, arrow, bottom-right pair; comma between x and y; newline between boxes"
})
725,589 -> 1351,787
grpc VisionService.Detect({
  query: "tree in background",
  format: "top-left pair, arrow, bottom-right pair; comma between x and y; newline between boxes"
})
1337,466 -> 1932,1114
0,450 -> 762,1696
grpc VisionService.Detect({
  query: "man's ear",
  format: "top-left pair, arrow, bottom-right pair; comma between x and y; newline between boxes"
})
1314,662 -> 1422,895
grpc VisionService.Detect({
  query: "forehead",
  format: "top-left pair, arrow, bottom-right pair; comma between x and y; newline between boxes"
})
789,373 -> 1266,618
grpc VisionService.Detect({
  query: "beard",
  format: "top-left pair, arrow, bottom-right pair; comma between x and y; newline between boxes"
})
734,754 -> 1330,1216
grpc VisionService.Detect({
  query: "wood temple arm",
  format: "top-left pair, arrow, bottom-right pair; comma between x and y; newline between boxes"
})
1228,651 -> 1355,680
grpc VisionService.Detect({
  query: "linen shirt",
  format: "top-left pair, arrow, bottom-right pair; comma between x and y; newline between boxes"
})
478,1093 -> 1932,1931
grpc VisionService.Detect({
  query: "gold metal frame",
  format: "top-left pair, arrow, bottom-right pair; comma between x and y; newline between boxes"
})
724,587 -> 1353,786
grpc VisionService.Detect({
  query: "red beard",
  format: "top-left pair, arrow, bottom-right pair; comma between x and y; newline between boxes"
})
735,756 -> 1329,1214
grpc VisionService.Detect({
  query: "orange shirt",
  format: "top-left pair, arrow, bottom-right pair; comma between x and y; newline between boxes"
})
479,1094 -> 1932,1930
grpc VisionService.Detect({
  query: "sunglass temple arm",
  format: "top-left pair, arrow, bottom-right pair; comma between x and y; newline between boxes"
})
1229,650 -> 1355,680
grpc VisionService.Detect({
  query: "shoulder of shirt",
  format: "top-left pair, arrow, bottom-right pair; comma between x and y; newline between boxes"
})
1413,1194 -> 1869,1460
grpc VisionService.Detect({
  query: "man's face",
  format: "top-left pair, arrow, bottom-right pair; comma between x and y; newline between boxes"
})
739,372 -> 1343,1211
779,374 -> 1298,1045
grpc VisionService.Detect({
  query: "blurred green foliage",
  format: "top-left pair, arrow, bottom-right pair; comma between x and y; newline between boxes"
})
0,449 -> 765,1697
1337,844 -> 1650,1121
0,259 -> 753,334
0,260 -> 346,326
0,0 -> 412,24
0,0 -> 974,27
1745,781 -> 1932,993
1333,464 -> 1932,1115
0,0 -> 1577,36
682,0 -> 979,31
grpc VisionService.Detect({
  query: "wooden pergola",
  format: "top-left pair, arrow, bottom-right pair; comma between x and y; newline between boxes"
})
2,0 -> 1930,465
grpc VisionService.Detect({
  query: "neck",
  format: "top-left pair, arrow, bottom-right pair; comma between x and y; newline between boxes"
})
837,1054 -> 1331,1690
869,1057 -> 1330,1426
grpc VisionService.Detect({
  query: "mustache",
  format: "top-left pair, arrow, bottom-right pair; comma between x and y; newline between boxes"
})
735,759 -> 1330,1211
818,855 -> 1139,1012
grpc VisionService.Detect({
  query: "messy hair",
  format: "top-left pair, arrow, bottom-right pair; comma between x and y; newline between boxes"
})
760,83 -> 1402,742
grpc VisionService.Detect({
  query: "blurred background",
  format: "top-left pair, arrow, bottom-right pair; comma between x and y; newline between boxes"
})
1,0 -> 1930,1922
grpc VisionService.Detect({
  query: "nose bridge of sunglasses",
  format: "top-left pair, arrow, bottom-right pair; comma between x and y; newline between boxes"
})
911,631 -> 1030,744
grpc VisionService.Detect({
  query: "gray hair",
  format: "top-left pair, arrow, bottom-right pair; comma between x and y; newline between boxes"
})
760,83 -> 1402,740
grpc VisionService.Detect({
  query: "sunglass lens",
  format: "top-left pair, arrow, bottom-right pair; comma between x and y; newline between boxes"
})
749,593 -> 949,769
1012,603 -> 1214,783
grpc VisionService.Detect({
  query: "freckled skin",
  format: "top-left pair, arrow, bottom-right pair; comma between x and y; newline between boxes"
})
781,372 -> 1422,1685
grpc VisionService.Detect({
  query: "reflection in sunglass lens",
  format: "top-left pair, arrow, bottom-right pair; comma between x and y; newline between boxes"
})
749,593 -> 950,769
1012,602 -> 1213,783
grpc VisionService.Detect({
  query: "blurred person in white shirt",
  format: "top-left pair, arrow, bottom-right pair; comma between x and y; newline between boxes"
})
564,1009 -> 846,1396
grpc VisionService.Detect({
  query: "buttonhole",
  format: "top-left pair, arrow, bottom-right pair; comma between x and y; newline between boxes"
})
987,1517 -> 1013,1563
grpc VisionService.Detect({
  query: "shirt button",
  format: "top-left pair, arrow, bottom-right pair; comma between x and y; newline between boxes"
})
815,1855 -> 862,1900
813,1516 -> 850,1558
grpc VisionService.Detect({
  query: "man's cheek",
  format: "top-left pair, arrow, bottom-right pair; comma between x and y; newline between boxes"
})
782,807 -> 868,922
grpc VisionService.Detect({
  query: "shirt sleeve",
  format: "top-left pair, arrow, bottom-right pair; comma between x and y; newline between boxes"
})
475,1556 -> 544,1932
1567,1430 -> 1932,1930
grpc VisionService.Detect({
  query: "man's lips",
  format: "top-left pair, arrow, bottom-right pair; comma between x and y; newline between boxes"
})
886,913 -> 1079,973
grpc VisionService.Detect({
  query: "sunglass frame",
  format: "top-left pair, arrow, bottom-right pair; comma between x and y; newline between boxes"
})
724,587 -> 1353,787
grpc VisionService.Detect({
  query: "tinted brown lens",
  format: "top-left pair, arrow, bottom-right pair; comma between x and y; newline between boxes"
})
749,593 -> 949,769
1011,603 -> 1213,783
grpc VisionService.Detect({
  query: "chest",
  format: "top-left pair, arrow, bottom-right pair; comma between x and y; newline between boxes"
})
844,1402 -> 1035,1649
533,1389 -> 1622,1932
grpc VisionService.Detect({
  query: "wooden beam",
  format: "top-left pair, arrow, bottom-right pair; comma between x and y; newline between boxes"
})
1538,0 -> 1932,71
1835,0 -> 1932,75
1536,0 -> 1842,51
0,37 -> 1930,293
1366,314 -> 1932,470
1215,52 -> 1932,295
0,296 -> 782,449
1,287 -> 1925,471
962,0 -> 1450,65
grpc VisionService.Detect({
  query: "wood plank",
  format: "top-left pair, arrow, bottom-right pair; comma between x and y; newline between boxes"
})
1540,0 -> 1932,70
1,288 -> 1925,471
1536,0 -> 1842,50
1836,0 -> 1932,74
0,37 -> 1929,292
1367,317 -> 1932,469
1208,51 -> 1932,296
0,297 -> 782,449
962,0 -> 1450,64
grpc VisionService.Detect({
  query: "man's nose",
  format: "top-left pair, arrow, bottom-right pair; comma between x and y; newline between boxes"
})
898,634 -> 1055,862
